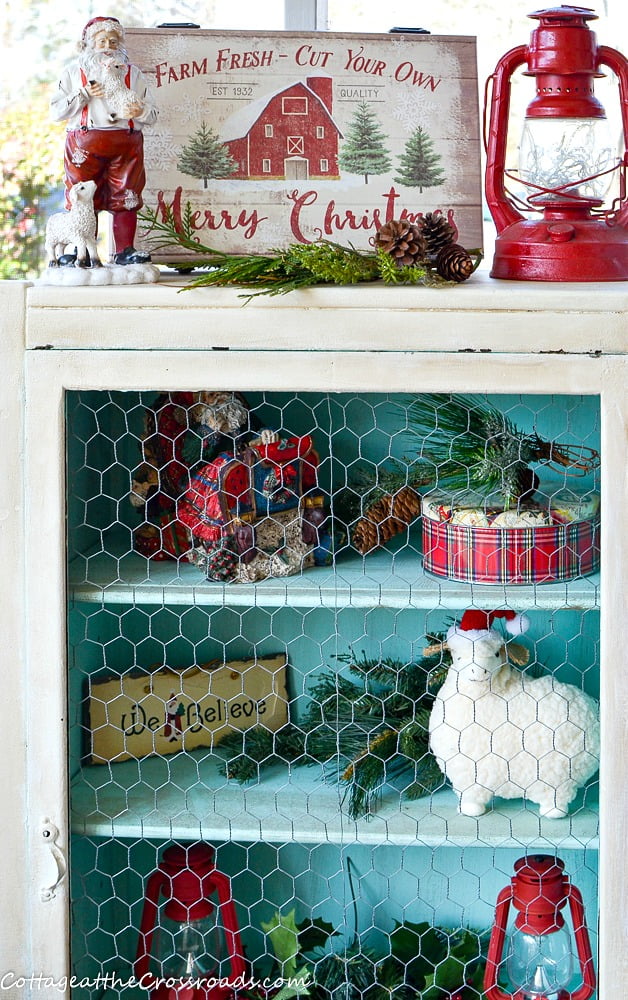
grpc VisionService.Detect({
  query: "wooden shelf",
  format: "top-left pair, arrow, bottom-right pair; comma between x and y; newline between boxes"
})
70,752 -> 598,849
68,536 -> 600,610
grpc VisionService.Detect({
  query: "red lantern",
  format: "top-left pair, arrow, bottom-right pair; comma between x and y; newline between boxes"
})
484,855 -> 596,1000
135,843 -> 246,999
484,6 -> 628,280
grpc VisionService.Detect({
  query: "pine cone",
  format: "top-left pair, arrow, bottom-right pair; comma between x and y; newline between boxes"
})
353,486 -> 422,554
435,243 -> 474,283
374,219 -> 426,267
420,211 -> 457,257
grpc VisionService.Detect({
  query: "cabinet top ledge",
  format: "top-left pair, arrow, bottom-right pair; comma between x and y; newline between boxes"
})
20,267 -> 628,313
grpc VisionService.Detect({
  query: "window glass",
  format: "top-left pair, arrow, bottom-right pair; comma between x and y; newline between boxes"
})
210,0 -> 284,29
326,0 -> 628,84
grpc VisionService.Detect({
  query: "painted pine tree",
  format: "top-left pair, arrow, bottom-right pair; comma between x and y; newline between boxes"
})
338,101 -> 392,184
394,126 -> 445,192
178,121 -> 236,188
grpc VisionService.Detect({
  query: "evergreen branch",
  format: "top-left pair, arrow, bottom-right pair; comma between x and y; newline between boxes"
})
377,249 -> 429,286
219,640 -> 451,816
282,241 -> 381,284
304,673 -> 370,715
403,755 -> 446,799
334,461 -> 432,528
342,728 -> 399,781
139,204 -> 231,261
334,650 -> 409,683
401,393 -> 541,501
139,200 -> 481,297
218,725 -> 305,782
333,648 -> 445,702
304,722 -> 381,765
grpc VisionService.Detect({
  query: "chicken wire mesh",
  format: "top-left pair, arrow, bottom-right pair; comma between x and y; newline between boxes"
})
66,389 -> 601,999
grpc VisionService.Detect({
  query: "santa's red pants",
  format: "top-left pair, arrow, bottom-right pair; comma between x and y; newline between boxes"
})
64,128 -> 146,250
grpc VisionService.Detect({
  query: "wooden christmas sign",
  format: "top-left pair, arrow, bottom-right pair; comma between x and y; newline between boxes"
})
87,654 -> 288,764
126,28 -> 483,263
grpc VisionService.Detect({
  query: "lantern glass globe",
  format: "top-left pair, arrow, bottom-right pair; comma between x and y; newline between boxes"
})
156,911 -> 227,979
506,924 -> 574,998
518,117 -> 617,201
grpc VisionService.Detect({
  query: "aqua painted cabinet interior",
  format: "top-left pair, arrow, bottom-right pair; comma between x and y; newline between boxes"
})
65,387 -> 601,996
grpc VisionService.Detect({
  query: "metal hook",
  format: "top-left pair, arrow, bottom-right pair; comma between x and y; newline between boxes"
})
41,819 -> 67,902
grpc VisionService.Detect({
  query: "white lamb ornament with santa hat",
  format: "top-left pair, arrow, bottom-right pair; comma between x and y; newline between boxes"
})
428,609 -> 600,818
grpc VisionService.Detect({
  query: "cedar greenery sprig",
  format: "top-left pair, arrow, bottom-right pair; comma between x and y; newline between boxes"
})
138,204 -> 482,296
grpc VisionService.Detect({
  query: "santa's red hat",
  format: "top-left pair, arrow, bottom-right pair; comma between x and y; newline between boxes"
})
447,609 -> 529,643
82,16 -> 124,45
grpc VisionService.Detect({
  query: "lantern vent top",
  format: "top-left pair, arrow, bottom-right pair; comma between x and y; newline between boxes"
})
529,7 -> 599,26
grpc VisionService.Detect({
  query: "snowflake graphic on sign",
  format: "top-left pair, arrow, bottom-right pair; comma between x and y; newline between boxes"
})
171,98 -> 208,125
392,91 -> 435,133
144,127 -> 181,173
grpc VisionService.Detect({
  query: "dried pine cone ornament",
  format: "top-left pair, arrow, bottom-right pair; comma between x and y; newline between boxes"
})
420,211 -> 457,257
353,485 -> 422,554
435,243 -> 474,283
374,219 -> 427,266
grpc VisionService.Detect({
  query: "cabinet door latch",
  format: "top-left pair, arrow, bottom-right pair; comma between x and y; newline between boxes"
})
41,819 -> 67,902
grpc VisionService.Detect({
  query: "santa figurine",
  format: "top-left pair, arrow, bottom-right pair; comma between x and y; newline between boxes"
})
129,391 -> 330,578
50,15 -> 157,265
130,391 -> 273,561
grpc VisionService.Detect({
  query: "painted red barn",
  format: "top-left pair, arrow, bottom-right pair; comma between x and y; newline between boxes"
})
222,76 -> 342,181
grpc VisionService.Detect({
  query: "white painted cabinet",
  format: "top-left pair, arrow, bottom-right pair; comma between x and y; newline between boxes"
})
1,272 -> 626,998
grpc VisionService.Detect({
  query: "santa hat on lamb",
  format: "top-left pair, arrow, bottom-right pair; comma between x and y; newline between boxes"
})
447,609 -> 530,645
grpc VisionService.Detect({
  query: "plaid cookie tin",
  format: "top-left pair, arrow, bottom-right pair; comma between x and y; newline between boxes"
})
421,490 -> 600,585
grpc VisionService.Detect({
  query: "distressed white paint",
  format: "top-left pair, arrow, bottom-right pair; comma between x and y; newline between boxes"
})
26,270 -> 627,353
1,271 -> 627,996
0,282 -> 28,998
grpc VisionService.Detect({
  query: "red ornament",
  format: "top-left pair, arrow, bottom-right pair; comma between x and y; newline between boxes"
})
135,843 -> 246,999
484,6 -> 628,280
484,855 -> 596,1000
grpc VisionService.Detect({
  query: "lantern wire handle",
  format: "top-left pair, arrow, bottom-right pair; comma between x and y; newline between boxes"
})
209,868 -> 247,981
566,884 -> 597,1000
503,162 -> 623,212
484,44 -> 529,232
598,44 -> 628,227
135,869 -> 169,985
484,885 -> 513,1000
483,73 -> 496,154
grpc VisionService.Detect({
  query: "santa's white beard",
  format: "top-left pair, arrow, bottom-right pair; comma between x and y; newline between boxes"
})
82,48 -> 129,80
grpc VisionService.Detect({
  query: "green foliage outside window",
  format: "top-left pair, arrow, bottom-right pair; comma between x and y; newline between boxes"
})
0,90 -> 65,278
